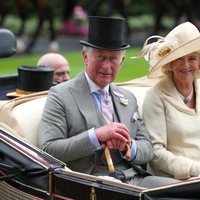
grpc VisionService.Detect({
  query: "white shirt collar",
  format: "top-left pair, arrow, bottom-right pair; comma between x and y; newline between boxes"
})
84,71 -> 110,93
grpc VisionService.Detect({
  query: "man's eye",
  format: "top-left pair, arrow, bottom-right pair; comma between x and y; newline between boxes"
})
111,57 -> 118,62
97,55 -> 104,60
55,72 -> 66,76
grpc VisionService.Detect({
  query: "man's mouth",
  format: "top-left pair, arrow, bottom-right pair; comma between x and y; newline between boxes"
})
99,71 -> 111,75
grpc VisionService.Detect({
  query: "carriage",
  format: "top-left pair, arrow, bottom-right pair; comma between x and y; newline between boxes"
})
0,28 -> 200,200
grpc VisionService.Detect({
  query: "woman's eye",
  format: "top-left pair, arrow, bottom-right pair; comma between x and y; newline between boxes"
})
190,57 -> 198,60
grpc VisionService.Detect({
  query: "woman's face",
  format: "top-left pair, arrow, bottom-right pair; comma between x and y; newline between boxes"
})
171,52 -> 200,84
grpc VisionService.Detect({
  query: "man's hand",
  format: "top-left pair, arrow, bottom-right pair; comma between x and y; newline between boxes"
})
95,122 -> 131,151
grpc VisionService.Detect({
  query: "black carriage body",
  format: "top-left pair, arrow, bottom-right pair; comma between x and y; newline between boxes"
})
0,127 -> 143,199
53,170 -> 141,200
0,128 -> 64,199
1,117 -> 200,199
0,75 -> 17,100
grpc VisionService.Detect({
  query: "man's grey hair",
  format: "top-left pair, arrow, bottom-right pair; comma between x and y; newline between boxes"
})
82,46 -> 126,57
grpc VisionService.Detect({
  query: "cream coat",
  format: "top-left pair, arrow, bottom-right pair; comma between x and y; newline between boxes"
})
143,76 -> 200,180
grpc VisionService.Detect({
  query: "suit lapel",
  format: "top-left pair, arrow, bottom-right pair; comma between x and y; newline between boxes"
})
70,72 -> 102,128
160,76 -> 198,113
110,85 -> 129,125
70,74 -> 129,127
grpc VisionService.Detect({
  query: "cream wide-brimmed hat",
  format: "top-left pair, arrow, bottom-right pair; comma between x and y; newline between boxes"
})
136,22 -> 200,78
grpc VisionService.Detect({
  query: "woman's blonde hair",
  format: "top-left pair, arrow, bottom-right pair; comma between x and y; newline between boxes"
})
161,63 -> 172,77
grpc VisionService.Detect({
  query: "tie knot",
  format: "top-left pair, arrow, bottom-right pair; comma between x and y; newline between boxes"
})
98,89 -> 107,96
93,89 -> 107,97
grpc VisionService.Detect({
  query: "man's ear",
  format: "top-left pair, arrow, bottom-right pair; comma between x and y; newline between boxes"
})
120,56 -> 125,65
82,49 -> 89,64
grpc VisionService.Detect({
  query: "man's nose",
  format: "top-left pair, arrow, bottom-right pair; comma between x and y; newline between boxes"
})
63,74 -> 69,81
102,58 -> 112,66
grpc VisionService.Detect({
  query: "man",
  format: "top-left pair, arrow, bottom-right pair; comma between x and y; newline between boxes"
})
39,16 -> 178,188
37,53 -> 70,85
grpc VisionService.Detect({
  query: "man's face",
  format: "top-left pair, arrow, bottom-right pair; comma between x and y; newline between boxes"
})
53,65 -> 70,84
82,48 -> 124,88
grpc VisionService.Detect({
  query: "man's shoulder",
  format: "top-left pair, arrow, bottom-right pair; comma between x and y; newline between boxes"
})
111,84 -> 133,94
111,84 -> 135,101
53,75 -> 80,89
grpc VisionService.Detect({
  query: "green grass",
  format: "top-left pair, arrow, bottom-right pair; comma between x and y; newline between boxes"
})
117,48 -> 149,82
0,48 -> 148,82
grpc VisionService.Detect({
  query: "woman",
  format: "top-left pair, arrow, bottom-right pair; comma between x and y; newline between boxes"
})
139,22 -> 200,180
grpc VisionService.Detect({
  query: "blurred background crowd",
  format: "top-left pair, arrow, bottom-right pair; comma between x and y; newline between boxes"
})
1,0 -> 200,54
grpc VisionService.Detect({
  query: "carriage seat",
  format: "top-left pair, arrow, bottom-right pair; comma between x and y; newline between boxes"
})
0,91 -> 48,147
0,77 -> 159,148
121,86 -> 150,116
117,76 -> 161,116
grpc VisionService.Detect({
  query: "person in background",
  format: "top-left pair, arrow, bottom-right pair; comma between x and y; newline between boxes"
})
37,53 -> 71,85
139,21 -> 200,180
39,16 -> 179,188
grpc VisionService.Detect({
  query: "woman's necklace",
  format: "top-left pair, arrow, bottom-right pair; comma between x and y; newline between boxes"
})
178,87 -> 194,104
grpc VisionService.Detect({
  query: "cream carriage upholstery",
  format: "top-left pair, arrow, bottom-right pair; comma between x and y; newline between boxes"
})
0,91 -> 48,147
0,77 -> 160,147
116,76 -> 160,115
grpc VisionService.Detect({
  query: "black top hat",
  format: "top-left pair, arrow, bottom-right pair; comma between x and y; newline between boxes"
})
80,16 -> 130,50
6,66 -> 54,98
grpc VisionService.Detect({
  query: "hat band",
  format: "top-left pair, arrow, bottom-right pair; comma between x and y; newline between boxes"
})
16,89 -> 35,95
89,38 -> 123,49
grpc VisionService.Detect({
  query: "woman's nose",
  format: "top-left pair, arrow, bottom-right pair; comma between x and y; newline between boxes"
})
182,59 -> 190,67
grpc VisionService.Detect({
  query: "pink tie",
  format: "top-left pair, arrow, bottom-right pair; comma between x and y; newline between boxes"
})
99,89 -> 113,123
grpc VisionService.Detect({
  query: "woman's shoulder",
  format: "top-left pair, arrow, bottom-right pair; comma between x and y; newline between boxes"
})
149,76 -> 171,93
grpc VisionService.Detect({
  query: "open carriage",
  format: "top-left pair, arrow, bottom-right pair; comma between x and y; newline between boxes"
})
1,28 -> 200,200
